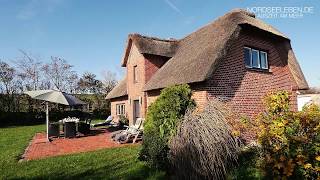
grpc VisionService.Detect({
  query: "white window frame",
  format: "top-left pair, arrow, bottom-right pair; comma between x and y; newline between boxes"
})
244,47 -> 252,68
116,103 -> 125,115
244,47 -> 268,70
251,49 -> 260,68
260,51 -> 268,69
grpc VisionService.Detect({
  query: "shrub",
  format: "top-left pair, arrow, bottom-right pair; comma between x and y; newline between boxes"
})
169,100 -> 241,179
258,91 -> 320,179
139,84 -> 195,169
225,113 -> 257,144
119,115 -> 129,126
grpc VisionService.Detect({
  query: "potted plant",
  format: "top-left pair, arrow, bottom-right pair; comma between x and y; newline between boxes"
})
119,115 -> 129,129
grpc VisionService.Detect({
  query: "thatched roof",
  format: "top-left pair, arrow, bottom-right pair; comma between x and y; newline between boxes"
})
299,87 -> 320,95
144,9 -> 308,91
121,34 -> 178,67
107,9 -> 308,100
105,78 -> 127,99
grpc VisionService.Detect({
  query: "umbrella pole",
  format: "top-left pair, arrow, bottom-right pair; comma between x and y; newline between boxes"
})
46,102 -> 49,141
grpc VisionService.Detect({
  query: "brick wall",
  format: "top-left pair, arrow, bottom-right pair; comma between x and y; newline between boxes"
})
126,44 -> 146,125
115,44 -> 170,125
192,27 -> 299,119
190,88 -> 208,111
146,90 -> 161,108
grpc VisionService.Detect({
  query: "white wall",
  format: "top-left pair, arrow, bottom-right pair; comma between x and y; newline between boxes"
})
297,95 -> 312,111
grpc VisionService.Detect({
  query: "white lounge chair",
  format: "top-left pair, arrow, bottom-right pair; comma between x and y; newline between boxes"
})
92,116 -> 117,127
111,118 -> 144,143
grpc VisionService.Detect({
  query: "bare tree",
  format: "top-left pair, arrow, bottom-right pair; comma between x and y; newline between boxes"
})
13,50 -> 43,91
67,73 -> 79,94
42,56 -> 78,93
101,70 -> 117,94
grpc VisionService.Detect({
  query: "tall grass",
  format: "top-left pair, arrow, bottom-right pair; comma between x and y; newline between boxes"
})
169,100 -> 241,179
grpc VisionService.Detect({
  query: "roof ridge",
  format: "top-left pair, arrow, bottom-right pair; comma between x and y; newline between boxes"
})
179,8 -> 255,42
129,33 -> 178,42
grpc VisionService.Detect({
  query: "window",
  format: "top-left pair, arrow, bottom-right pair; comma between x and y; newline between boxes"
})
116,104 -> 125,115
244,47 -> 268,70
133,65 -> 138,83
251,49 -> 260,68
244,47 -> 251,67
260,51 -> 268,69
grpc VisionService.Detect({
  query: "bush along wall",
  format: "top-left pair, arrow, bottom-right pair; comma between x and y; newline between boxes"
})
257,91 -> 320,179
0,111 -> 45,127
139,84 -> 195,170
0,110 -> 93,127
0,93 -> 110,127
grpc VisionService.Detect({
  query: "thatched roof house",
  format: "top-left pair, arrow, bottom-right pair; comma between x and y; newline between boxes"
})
106,9 -> 308,124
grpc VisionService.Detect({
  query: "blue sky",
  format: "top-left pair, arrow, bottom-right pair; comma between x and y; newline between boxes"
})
0,0 -> 319,87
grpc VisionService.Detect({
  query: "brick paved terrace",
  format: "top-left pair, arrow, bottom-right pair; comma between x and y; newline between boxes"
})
22,128 -> 134,160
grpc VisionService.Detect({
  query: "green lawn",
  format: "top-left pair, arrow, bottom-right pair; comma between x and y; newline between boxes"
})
0,123 -> 263,180
91,119 -> 107,124
0,124 -> 165,179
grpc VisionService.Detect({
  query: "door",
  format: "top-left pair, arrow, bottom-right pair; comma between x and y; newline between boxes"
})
133,100 -> 140,125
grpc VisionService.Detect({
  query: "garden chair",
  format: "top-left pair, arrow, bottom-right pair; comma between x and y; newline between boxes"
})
92,116 -> 115,127
78,118 -> 92,135
112,118 -> 144,143
131,125 -> 143,143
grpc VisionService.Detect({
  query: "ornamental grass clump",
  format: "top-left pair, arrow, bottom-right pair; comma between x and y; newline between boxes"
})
169,100 -> 241,180
257,91 -> 320,179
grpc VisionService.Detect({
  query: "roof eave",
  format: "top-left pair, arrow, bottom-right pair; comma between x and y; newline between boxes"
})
105,94 -> 128,100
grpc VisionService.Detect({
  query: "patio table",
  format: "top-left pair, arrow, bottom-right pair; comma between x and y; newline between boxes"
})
59,117 -> 80,138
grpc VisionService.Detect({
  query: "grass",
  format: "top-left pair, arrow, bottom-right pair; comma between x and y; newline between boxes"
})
0,122 -> 264,179
228,148 -> 264,180
91,119 -> 107,124
0,124 -> 165,179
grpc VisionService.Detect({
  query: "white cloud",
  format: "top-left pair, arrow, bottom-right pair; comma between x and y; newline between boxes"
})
164,0 -> 182,15
16,0 -> 63,20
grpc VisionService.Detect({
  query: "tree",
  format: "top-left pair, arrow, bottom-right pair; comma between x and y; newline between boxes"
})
67,73 -> 79,94
101,70 -> 117,94
42,57 -> 78,93
0,60 -> 23,111
13,50 -> 43,91
0,60 -> 17,94
78,72 -> 103,94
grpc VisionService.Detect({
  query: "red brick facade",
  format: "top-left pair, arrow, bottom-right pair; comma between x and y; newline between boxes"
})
110,45 -> 171,125
191,28 -> 298,119
110,27 -> 302,123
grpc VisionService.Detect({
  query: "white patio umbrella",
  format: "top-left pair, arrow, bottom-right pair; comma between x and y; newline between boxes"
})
24,90 -> 86,141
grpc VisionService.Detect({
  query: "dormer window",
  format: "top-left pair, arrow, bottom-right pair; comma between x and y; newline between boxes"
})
133,65 -> 138,83
244,47 -> 268,70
